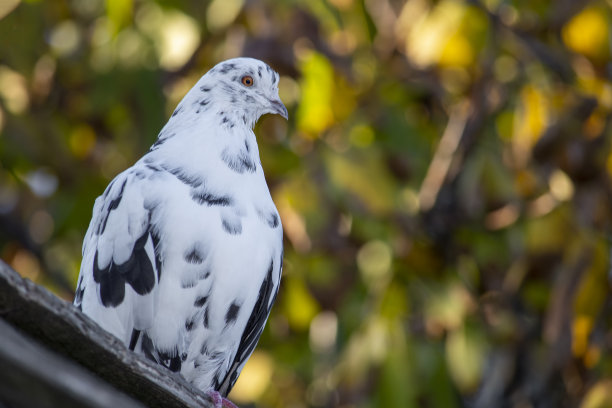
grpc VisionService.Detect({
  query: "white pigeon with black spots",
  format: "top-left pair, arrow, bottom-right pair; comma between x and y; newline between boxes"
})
74,58 -> 286,407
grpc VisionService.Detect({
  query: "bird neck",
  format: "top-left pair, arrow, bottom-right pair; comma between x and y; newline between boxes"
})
147,109 -> 261,177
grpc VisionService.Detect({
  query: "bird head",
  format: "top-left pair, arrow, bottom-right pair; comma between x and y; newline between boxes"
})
191,58 -> 288,128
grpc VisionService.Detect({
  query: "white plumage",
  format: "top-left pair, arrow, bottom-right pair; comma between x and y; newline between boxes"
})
74,58 -> 286,400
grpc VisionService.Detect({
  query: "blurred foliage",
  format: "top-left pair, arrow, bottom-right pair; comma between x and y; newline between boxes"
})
1,0 -> 612,407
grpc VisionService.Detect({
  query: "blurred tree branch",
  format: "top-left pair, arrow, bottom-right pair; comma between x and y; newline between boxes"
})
466,0 -> 579,81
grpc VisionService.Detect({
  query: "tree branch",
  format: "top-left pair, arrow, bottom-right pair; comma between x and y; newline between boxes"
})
0,260 -> 214,408
0,318 -> 145,408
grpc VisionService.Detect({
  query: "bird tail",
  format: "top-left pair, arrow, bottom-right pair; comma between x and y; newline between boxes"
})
136,331 -> 183,373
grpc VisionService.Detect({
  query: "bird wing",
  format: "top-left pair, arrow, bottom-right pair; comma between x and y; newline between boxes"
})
217,252 -> 282,396
76,167 -> 161,343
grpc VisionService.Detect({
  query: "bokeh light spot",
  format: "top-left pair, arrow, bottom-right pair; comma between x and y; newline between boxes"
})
11,249 -> 41,282
493,55 -> 518,83
445,326 -> 486,393
549,170 -> 574,202
229,351 -> 273,403
0,0 -> 20,20
0,66 -> 29,114
357,240 -> 392,290
29,210 -> 55,244
25,168 -> 59,198
137,5 -> 200,71
278,76 -> 301,107
207,0 -> 244,33
349,124 -> 375,148
309,311 -> 338,353
49,20 -> 81,57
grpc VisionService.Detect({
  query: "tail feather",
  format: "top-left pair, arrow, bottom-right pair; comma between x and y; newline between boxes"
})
139,332 -> 182,372
129,329 -> 141,351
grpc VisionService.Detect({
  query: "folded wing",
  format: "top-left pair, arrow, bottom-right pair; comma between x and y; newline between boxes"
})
75,168 -> 161,343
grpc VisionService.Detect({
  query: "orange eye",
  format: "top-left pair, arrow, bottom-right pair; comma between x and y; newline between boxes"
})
241,75 -> 254,87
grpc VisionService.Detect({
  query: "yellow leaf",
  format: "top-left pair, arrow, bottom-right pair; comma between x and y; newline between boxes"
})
296,52 -> 335,137
581,380 -> 612,408
69,124 -> 96,159
513,85 -> 549,155
445,325 -> 487,393
572,235 -> 608,357
562,6 -> 610,61
106,0 -> 132,34
400,0 -> 487,68
439,32 -> 474,67
283,277 -> 319,331
572,315 -> 593,357
573,235 -> 609,316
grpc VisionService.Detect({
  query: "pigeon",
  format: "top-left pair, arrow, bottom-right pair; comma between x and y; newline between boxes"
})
74,58 -> 287,407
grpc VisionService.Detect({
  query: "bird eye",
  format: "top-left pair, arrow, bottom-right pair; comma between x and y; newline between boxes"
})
241,76 -> 254,87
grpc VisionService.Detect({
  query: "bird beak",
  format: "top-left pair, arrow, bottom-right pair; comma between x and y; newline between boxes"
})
268,98 -> 288,120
